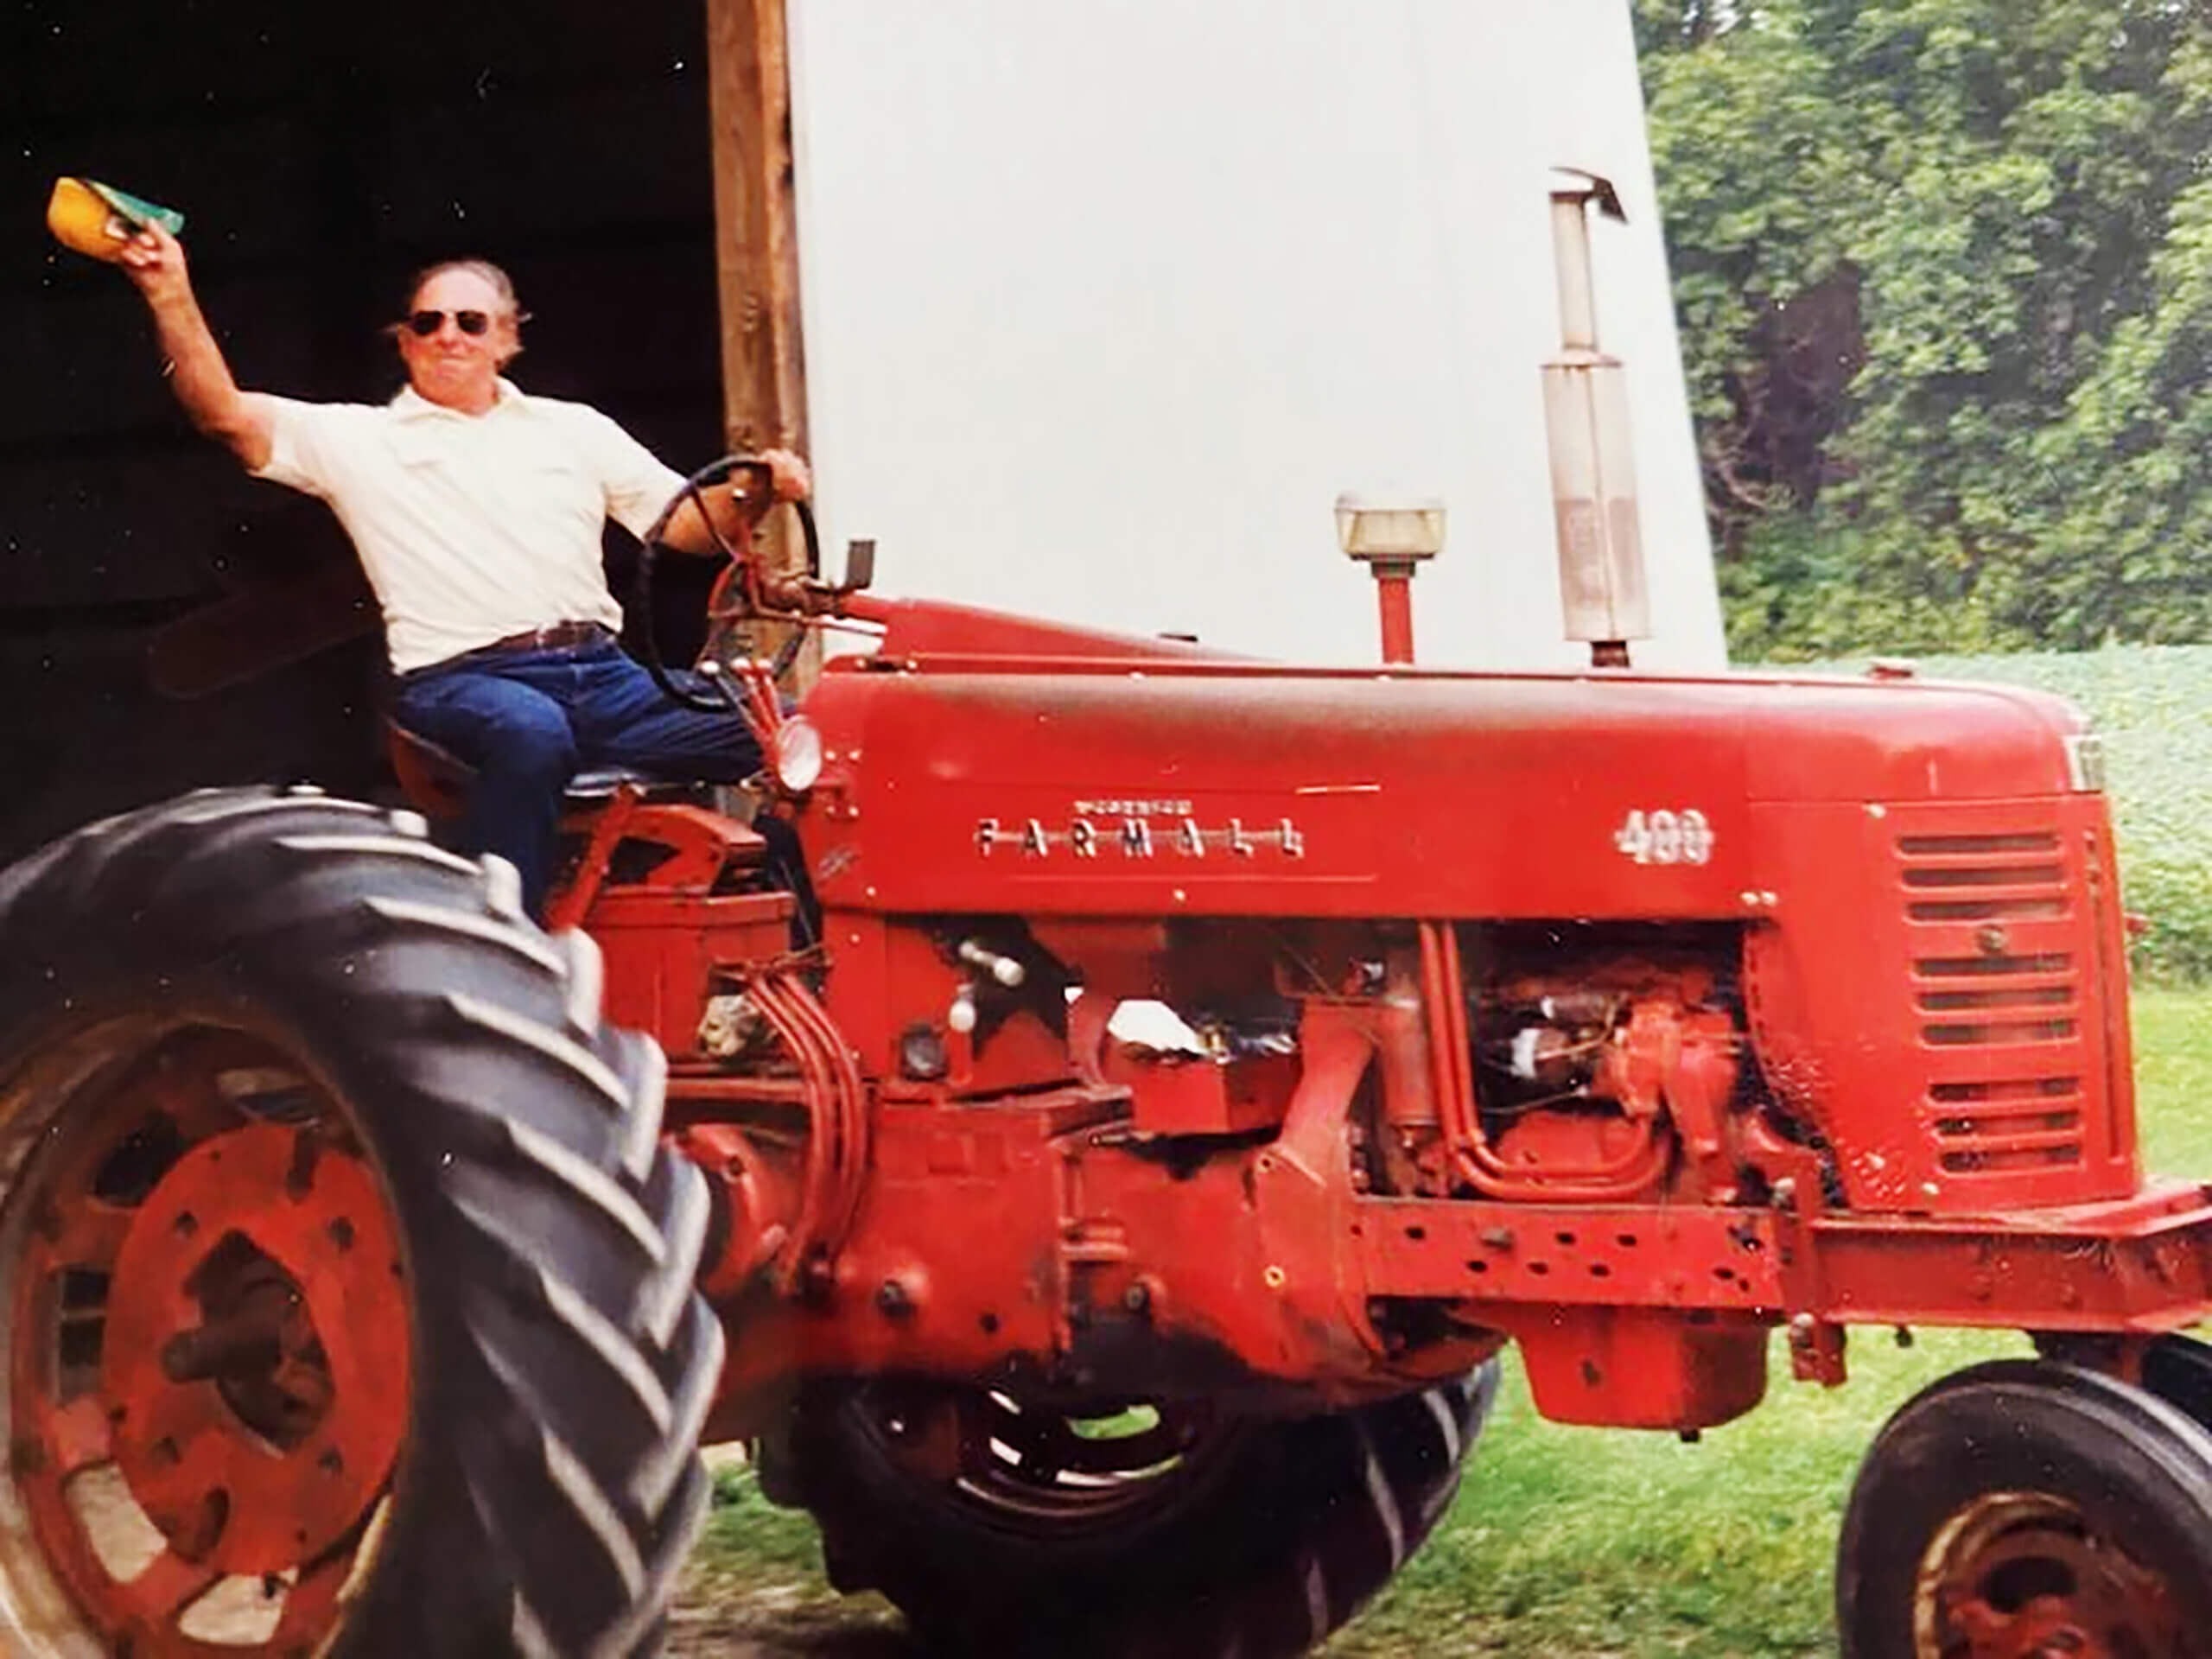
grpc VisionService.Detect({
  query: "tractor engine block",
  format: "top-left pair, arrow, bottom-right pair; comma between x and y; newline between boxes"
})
1349,924 -> 1750,1209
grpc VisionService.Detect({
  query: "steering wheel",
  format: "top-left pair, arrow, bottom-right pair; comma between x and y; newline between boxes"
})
633,454 -> 822,715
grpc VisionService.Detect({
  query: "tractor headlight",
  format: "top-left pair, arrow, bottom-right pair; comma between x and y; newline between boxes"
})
773,716 -> 824,793
2063,732 -> 2106,793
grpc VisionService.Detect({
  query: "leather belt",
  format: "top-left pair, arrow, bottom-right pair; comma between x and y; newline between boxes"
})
404,620 -> 612,681
481,620 -> 609,653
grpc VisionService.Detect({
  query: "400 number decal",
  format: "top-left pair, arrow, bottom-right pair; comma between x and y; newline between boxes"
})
1613,808 -> 1715,867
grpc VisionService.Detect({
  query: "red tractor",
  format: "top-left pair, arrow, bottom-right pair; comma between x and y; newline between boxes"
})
5,204 -> 2212,1659
4,480 -> 2210,1659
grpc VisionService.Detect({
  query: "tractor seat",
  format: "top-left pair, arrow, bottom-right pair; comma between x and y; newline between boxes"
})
386,720 -> 708,821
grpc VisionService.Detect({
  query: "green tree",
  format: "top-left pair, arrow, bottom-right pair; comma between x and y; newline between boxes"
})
1639,1 -> 2212,658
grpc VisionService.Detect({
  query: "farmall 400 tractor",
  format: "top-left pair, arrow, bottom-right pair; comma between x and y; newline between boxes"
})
5,184 -> 2212,1659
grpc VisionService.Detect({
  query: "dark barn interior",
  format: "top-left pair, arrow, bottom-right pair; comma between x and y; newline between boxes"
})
2,0 -> 728,862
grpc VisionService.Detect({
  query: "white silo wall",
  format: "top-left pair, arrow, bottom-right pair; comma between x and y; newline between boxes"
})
789,1 -> 1725,670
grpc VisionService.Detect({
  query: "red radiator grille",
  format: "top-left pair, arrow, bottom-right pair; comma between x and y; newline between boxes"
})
1900,825 -> 2086,1177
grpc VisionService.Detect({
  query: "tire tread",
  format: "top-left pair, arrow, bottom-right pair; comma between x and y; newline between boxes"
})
0,787 -> 715,1659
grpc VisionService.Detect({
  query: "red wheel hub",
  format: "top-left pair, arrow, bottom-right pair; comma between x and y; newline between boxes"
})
1930,1496 -> 2178,1659
101,1122 -> 408,1574
7,1028 -> 413,1654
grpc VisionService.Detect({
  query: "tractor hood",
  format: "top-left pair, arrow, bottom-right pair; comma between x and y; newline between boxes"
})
799,617 -> 2094,921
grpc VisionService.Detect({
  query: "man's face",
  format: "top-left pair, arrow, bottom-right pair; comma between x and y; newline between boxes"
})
396,269 -> 518,413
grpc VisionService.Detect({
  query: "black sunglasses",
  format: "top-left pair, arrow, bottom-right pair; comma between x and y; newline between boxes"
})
404,308 -> 492,337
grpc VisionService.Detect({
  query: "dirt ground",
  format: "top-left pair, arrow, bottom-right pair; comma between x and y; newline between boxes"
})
667,1565 -> 914,1658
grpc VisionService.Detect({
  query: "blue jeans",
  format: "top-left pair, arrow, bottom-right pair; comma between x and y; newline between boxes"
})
392,635 -> 763,918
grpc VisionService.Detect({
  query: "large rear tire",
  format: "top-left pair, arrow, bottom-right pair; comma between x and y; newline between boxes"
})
764,1364 -> 1498,1657
0,786 -> 722,1657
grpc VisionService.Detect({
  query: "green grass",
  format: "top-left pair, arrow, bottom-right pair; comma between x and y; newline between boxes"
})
1324,1332 -> 2012,1657
699,1463 -> 830,1573
688,988 -> 2212,1655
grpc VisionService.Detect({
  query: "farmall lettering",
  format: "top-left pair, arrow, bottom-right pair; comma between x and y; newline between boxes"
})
976,799 -> 1306,861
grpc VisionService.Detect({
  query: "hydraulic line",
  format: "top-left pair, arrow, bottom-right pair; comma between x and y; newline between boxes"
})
1419,921 -> 1668,1200
739,966 -> 868,1289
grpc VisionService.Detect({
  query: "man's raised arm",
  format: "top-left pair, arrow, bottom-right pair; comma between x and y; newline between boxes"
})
118,223 -> 274,473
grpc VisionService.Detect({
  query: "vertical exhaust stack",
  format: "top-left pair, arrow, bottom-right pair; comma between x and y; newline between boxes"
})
1542,168 -> 1649,669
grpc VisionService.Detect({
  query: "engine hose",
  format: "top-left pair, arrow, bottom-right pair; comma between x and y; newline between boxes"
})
764,969 -> 871,1247
740,975 -> 837,1289
743,969 -> 868,1288
1420,922 -> 1668,1201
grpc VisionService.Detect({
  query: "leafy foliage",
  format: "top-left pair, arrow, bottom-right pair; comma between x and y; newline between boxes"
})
1640,2 -> 2212,656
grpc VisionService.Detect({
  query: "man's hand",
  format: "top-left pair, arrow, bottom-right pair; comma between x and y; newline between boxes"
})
116,221 -> 192,305
754,448 -> 812,505
662,450 -> 811,558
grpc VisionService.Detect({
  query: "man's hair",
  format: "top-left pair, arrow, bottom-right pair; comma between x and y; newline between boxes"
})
404,257 -> 526,321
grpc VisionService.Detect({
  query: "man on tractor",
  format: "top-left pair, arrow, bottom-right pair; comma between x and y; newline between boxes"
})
117,224 -> 810,918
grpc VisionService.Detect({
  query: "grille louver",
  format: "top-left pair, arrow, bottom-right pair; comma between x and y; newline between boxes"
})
1902,825 -> 2084,1177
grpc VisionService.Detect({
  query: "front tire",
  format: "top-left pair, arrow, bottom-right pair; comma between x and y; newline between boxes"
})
0,787 -> 722,1657
766,1364 -> 1499,1657
1836,1358 -> 2212,1658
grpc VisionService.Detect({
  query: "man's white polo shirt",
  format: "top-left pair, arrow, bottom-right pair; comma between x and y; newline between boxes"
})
250,378 -> 684,675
